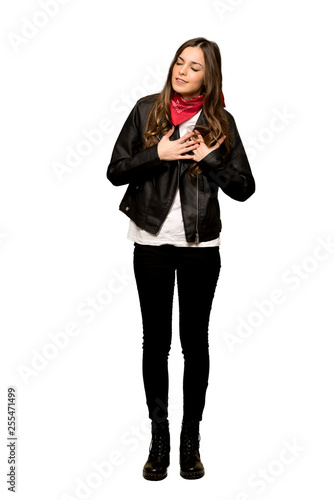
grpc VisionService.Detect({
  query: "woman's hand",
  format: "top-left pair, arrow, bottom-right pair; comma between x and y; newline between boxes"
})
157,126 -> 200,161
190,130 -> 226,163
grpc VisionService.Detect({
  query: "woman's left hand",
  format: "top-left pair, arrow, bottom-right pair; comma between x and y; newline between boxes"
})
190,130 -> 226,163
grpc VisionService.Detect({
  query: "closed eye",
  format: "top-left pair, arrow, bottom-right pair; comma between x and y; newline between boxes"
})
175,62 -> 199,72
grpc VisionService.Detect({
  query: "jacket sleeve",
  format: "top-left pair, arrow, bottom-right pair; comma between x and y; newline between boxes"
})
197,112 -> 255,202
106,101 -> 162,186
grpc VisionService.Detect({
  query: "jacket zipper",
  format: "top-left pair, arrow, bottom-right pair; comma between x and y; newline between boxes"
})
195,173 -> 199,244
154,161 -> 180,235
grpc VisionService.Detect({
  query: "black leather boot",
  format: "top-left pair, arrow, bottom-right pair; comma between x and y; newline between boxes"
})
179,419 -> 205,479
143,419 -> 170,480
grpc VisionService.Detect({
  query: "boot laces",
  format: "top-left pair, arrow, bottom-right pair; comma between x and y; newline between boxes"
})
149,425 -> 170,459
180,421 -> 200,456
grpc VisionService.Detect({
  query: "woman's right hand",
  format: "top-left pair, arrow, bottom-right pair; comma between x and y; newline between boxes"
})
157,126 -> 200,161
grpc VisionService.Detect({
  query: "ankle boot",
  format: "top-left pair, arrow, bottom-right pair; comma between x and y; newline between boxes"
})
179,419 -> 205,479
143,419 -> 170,480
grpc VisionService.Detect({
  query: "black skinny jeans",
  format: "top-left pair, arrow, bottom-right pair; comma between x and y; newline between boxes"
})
133,242 -> 221,424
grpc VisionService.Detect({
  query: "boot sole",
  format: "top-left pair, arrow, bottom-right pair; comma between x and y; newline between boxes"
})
143,468 -> 168,481
180,468 -> 205,479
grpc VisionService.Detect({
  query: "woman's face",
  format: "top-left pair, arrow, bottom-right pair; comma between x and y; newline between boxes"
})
171,46 -> 205,100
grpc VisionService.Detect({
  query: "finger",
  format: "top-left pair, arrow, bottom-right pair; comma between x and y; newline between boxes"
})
183,138 -> 198,146
182,143 -> 200,152
179,154 -> 198,160
192,136 -> 204,144
193,131 -> 203,141
162,127 -> 174,139
217,135 -> 226,145
178,131 -> 195,142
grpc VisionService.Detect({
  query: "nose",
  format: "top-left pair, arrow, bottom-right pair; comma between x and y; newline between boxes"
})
179,65 -> 187,76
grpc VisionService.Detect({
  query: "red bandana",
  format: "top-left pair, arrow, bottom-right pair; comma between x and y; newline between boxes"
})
170,90 -> 226,126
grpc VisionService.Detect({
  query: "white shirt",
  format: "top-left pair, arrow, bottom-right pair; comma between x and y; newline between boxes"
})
127,110 -> 220,247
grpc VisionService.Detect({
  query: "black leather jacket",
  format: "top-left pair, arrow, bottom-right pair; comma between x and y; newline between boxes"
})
106,93 -> 255,243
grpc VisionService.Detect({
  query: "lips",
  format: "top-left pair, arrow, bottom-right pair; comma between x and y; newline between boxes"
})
176,78 -> 187,84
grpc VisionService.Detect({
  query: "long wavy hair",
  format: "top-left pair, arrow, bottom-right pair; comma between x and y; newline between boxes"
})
141,37 -> 232,183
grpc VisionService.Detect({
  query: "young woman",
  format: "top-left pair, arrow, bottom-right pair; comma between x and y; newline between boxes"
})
106,37 -> 255,481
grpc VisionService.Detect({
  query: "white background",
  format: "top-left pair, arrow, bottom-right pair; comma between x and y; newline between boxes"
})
1,0 -> 333,498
